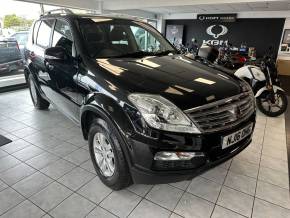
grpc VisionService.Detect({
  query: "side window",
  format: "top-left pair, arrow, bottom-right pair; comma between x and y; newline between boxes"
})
33,21 -> 41,44
130,26 -> 161,52
36,19 -> 54,48
52,20 -> 73,56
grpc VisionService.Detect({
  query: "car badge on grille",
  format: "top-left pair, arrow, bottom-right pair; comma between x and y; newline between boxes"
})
229,105 -> 241,118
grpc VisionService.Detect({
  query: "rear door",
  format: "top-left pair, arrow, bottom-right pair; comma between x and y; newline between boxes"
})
30,19 -> 55,98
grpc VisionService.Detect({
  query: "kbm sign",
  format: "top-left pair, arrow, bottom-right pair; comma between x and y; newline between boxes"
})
203,24 -> 229,46
197,14 -> 237,23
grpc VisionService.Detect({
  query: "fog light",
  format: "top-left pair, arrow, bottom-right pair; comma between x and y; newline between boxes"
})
154,151 -> 205,161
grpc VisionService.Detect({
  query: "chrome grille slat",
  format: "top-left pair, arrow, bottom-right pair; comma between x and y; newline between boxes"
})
185,92 -> 255,133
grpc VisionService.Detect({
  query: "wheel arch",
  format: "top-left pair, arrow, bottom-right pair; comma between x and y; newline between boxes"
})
80,93 -> 135,167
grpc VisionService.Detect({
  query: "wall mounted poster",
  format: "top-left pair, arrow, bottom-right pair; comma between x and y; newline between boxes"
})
165,25 -> 184,46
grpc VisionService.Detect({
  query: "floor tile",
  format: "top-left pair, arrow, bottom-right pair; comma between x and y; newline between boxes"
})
86,206 -> 117,218
11,127 -> 38,138
25,152 -> 60,170
77,177 -> 112,204
49,193 -> 95,218
100,190 -> 141,218
1,200 -> 45,218
1,139 -> 31,154
256,181 -> 290,209
211,205 -> 245,218
146,184 -> 183,210
12,145 -> 44,161
58,167 -> 95,191
127,184 -> 153,197
260,155 -> 288,174
187,176 -> 221,203
0,155 -> 21,173
252,198 -> 290,218
40,159 -> 75,180
0,149 -> 8,159
12,172 -> 53,198
0,187 -> 25,215
170,213 -> 183,218
217,186 -> 254,217
47,142 -> 78,157
129,199 -> 171,218
235,150 -> 261,165
0,163 -> 36,186
262,146 -> 287,161
258,166 -> 289,189
0,180 -> 8,192
30,182 -> 73,212
224,171 -> 256,195
200,166 -> 227,184
230,159 -> 259,178
169,180 -> 191,191
65,136 -> 87,147
80,160 -> 97,174
218,159 -> 232,170
174,192 -> 214,218
63,148 -> 90,165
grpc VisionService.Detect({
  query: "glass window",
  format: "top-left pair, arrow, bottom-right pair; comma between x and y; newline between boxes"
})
36,19 -> 54,48
52,19 -> 73,55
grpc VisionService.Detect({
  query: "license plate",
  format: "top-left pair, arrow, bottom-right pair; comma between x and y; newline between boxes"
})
222,123 -> 253,149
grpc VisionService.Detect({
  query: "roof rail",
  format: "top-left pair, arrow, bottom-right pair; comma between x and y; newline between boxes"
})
42,8 -> 74,16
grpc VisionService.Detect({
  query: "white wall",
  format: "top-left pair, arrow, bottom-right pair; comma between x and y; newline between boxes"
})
164,10 -> 290,20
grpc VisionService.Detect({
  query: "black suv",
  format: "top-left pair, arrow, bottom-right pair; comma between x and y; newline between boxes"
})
24,10 -> 256,190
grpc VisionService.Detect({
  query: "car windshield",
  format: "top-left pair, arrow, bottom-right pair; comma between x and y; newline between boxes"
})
78,18 -> 176,58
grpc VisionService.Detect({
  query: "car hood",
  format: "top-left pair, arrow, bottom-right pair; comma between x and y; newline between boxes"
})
95,55 -> 243,110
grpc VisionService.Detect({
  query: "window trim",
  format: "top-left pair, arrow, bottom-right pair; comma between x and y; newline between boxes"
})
52,18 -> 76,57
35,19 -> 55,49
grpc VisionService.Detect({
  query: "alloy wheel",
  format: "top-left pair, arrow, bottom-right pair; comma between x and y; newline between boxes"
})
93,132 -> 115,177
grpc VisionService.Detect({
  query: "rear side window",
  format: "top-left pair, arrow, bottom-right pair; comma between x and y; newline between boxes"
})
33,21 -> 41,44
36,19 -> 54,48
52,19 -> 73,55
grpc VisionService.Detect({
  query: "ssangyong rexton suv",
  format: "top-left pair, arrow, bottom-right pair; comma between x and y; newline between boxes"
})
24,10 -> 256,190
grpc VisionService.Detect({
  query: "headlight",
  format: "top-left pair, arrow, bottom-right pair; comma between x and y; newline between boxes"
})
128,93 -> 200,133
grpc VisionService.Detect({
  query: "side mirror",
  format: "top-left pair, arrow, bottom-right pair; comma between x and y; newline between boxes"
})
44,46 -> 67,61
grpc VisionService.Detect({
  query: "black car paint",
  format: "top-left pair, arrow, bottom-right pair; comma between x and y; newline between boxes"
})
25,14 -> 255,184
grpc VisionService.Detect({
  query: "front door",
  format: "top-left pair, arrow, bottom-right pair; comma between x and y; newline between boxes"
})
44,19 -> 79,122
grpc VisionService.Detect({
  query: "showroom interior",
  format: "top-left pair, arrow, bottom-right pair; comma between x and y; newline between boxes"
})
0,0 -> 290,217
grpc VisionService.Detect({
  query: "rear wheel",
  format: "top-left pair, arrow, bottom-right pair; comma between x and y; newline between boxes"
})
28,74 -> 50,110
88,118 -> 132,190
256,90 -> 288,117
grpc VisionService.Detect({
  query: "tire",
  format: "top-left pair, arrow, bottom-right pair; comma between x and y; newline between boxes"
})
256,90 -> 288,117
28,74 -> 50,110
88,118 -> 132,190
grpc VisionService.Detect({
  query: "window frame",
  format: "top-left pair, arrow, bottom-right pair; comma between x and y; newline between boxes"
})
35,18 -> 55,49
52,18 -> 76,57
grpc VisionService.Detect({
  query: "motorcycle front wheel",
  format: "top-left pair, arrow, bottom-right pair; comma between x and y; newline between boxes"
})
256,90 -> 288,117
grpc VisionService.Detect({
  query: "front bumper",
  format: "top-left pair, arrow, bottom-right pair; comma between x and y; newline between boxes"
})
126,113 -> 255,184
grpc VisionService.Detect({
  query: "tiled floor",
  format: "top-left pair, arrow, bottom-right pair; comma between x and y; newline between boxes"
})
0,89 -> 289,218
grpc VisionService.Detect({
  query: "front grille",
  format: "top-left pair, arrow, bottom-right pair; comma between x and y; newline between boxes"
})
185,92 -> 255,133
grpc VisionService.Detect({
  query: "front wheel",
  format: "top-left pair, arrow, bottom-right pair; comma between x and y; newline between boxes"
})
256,90 -> 288,117
88,118 -> 132,190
